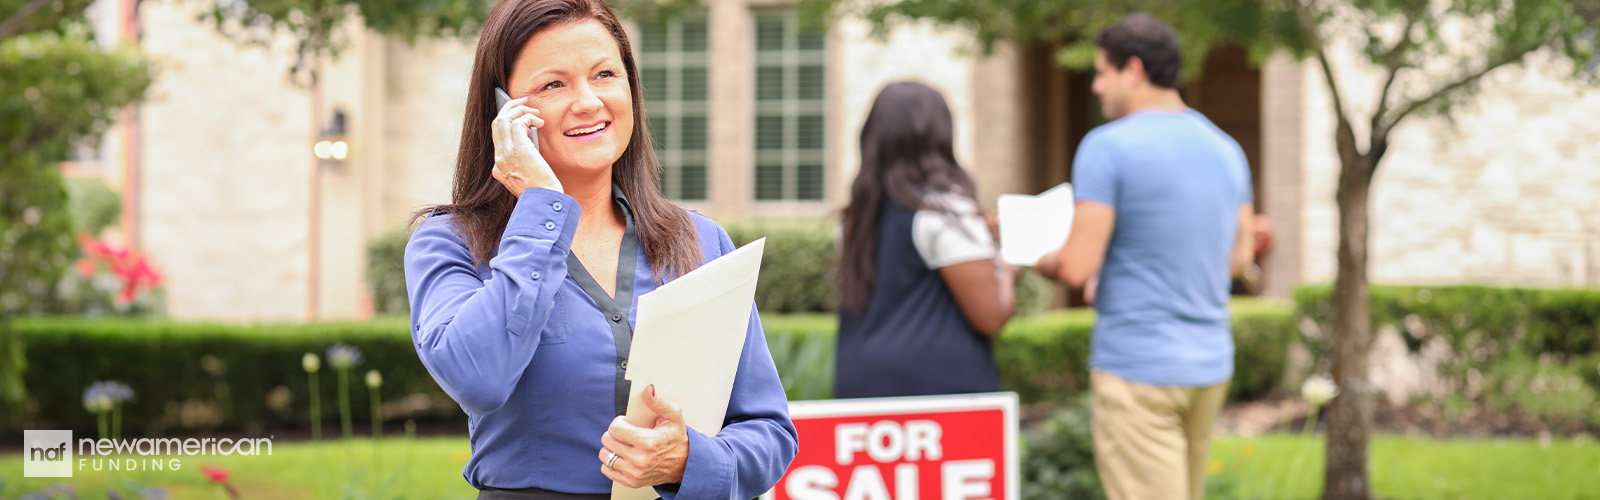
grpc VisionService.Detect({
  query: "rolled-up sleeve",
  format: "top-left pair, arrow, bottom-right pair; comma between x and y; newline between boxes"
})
654,225 -> 799,500
404,188 -> 580,415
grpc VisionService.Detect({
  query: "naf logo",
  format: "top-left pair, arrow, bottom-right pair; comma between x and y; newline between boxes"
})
24,430 -> 73,477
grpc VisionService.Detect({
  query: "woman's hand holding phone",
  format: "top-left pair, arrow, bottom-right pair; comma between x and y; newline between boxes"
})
491,88 -> 562,195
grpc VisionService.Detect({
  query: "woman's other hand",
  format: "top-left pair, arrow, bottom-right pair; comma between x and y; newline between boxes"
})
491,95 -> 563,195
599,385 -> 689,488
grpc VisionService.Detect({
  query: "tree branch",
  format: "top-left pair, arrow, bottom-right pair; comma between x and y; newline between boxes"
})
0,0 -> 54,40
1369,2 -> 1426,137
1378,42 -> 1540,136
1294,0 -> 1354,130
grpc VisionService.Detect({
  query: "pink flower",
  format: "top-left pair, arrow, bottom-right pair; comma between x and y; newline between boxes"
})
201,465 -> 230,483
76,259 -> 94,277
88,240 -> 113,258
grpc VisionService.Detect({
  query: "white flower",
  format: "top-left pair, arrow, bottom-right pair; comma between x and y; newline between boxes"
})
200,355 -> 226,376
327,344 -> 363,370
302,353 -> 321,373
365,370 -> 383,389
1301,375 -> 1340,406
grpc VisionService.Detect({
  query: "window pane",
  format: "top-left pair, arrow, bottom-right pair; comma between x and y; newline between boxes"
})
756,66 -> 785,101
680,116 -> 707,150
682,18 -> 709,52
797,65 -> 824,100
642,68 -> 668,102
756,16 -> 786,51
640,22 -> 668,52
756,116 -> 785,150
755,165 -> 785,200
682,67 -> 708,101
798,29 -> 824,51
797,115 -> 824,150
680,164 -> 707,201
797,164 -> 824,200
751,8 -> 829,203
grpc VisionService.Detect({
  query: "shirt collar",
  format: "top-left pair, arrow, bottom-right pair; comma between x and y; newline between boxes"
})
612,183 -> 632,215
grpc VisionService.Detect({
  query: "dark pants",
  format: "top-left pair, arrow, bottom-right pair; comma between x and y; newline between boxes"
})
476,487 -> 611,500
476,487 -> 661,500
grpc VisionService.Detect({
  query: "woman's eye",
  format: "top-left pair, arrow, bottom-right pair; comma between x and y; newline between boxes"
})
540,80 -> 563,91
597,70 -> 617,80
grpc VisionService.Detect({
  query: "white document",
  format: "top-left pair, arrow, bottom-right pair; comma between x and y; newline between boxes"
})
998,182 -> 1075,266
612,238 -> 766,500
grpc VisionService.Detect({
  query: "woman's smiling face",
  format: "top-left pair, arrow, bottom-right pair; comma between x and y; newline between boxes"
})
507,19 -> 635,180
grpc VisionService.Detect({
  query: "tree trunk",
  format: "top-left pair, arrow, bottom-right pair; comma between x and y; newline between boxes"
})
0,318 -> 25,430
1323,124 -> 1376,500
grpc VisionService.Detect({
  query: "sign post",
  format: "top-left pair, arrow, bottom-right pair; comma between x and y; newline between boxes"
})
766,392 -> 1020,500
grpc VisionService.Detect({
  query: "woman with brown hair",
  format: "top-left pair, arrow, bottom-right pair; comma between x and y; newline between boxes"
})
835,81 -> 1020,398
402,1 -> 796,498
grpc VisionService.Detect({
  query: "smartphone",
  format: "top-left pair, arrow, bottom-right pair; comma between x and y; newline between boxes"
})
494,87 -> 538,149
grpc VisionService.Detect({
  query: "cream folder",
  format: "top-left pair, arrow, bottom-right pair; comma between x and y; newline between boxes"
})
612,237 -> 766,500
998,182 -> 1075,266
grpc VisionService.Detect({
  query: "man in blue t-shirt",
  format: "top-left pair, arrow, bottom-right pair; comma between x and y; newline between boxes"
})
1036,13 -> 1256,500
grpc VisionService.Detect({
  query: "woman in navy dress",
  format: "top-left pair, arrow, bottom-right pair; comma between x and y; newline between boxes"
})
835,81 -> 1022,398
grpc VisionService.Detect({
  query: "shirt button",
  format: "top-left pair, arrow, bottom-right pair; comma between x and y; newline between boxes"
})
611,313 -> 623,322
530,271 -> 541,280
544,221 -> 556,231
552,201 -> 563,212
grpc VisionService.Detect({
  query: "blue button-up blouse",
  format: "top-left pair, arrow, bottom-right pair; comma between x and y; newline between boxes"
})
403,187 -> 797,499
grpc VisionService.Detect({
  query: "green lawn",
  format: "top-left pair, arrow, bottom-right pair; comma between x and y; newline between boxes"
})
5,434 -> 1596,499
1,437 -> 479,500
1208,435 -> 1600,500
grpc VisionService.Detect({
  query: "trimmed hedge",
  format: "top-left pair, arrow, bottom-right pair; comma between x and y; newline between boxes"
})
366,229 -> 410,315
1294,285 -> 1600,359
996,299 -> 1298,403
723,219 -> 1058,316
726,220 -> 840,313
366,219 -> 1058,316
1293,284 -> 1600,397
7,300 -> 1296,436
9,318 -> 443,438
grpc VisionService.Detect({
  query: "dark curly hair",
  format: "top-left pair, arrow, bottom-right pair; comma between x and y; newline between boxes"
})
1093,13 -> 1182,89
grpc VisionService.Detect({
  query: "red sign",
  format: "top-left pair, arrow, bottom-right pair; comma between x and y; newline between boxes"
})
765,393 -> 1019,500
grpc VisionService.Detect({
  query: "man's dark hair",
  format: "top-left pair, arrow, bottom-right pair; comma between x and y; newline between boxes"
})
1092,13 -> 1182,89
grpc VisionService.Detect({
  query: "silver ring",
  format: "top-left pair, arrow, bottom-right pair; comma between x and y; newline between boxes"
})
606,452 -> 620,469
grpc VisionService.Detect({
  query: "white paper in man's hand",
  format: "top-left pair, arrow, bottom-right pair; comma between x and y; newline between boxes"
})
611,238 -> 766,500
998,183 -> 1075,266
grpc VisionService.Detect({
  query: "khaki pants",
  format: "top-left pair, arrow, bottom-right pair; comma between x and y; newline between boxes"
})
1090,370 -> 1229,500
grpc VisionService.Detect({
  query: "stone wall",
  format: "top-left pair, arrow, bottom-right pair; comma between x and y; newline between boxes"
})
136,2 -> 314,320
1299,46 -> 1600,289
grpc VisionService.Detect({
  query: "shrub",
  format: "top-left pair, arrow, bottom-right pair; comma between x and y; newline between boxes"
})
726,219 -> 840,313
9,318 -> 448,437
997,299 -> 1296,403
725,218 -> 1056,315
366,217 -> 1059,316
366,228 -> 411,315
1294,284 -> 1600,427
1294,285 -> 1600,376
759,299 -> 1295,403
8,301 -> 1296,436
1021,396 -> 1104,500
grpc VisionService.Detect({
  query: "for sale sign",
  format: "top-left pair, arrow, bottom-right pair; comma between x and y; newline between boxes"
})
765,392 -> 1019,500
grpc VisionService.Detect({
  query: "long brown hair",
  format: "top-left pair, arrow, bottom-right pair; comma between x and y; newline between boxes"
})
416,0 -> 700,281
839,81 -> 978,312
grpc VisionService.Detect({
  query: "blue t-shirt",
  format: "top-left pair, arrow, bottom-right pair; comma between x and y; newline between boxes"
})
1073,109 -> 1252,387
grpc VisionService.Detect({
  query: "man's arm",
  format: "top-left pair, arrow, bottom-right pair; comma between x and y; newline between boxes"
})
1036,201 -> 1116,289
1230,204 -> 1255,277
